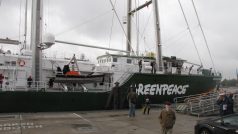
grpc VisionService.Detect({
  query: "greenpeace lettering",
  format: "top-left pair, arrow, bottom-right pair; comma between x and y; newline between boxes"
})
136,84 -> 189,96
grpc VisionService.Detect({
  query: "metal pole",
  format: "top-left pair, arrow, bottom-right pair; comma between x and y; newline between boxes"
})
24,0 -> 28,49
31,0 -> 43,82
55,40 -> 130,53
0,38 -> 20,45
152,0 -> 163,71
126,0 -> 132,55
129,0 -> 152,14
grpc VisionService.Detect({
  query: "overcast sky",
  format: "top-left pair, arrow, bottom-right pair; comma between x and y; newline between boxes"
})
0,0 -> 238,79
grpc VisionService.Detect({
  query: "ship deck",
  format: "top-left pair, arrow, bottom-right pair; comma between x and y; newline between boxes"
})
0,109 -> 213,134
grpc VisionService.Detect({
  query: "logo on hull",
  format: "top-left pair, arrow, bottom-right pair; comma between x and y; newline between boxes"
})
135,83 -> 189,96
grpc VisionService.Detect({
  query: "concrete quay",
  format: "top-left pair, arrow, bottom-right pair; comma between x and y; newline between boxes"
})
0,109 -> 211,134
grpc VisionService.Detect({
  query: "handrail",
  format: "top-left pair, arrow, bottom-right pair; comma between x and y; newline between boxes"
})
174,91 -> 217,105
2,80 -> 47,91
176,92 -> 238,116
116,66 -> 137,85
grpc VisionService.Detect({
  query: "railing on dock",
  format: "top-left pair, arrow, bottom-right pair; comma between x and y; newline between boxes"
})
174,91 -> 238,116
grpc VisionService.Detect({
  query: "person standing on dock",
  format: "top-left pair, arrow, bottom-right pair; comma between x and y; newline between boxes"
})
143,95 -> 151,115
112,82 -> 120,110
217,92 -> 230,116
159,101 -> 176,134
227,93 -> 234,114
138,59 -> 142,73
127,86 -> 137,117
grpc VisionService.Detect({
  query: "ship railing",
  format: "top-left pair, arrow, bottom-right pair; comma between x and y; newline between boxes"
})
100,82 -> 114,92
26,81 -> 47,92
0,80 -> 47,92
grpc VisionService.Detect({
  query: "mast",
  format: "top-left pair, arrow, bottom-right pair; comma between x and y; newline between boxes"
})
152,0 -> 163,71
30,0 -> 43,82
24,0 -> 28,49
126,0 -> 132,55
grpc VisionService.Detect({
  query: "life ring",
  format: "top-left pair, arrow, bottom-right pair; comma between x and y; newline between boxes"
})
18,60 -> 25,67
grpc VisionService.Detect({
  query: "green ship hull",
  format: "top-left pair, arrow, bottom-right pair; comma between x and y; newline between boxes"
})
0,73 -> 221,113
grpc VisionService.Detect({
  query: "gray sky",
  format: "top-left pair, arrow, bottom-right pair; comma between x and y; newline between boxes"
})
0,0 -> 238,79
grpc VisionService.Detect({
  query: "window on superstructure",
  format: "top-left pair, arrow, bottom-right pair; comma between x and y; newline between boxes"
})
127,59 -> 132,64
5,61 -> 10,66
11,61 -> 16,66
113,58 -> 117,62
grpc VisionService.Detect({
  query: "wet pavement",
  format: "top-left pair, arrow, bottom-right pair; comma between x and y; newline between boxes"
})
0,109 -> 210,134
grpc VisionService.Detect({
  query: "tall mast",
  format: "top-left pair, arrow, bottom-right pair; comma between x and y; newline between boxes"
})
24,0 -> 28,49
126,0 -> 132,55
30,0 -> 43,82
152,0 -> 163,71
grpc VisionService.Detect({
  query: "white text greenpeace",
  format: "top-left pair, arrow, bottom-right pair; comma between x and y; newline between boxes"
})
135,84 -> 189,95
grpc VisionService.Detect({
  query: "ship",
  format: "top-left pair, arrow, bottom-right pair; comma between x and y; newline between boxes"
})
0,0 -> 221,113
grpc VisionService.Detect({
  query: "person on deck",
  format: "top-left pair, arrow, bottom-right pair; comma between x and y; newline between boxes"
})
27,76 -> 33,88
0,74 -> 3,89
138,59 -> 142,73
151,61 -> 156,74
49,78 -> 54,88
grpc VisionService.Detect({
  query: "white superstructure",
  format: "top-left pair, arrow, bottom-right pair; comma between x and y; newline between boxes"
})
0,49 -> 95,91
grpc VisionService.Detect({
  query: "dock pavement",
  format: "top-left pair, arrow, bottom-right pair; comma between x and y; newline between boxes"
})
0,109 -> 212,134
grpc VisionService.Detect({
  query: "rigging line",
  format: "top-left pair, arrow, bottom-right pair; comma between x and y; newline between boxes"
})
163,30 -> 189,50
130,16 -> 153,53
140,11 -> 153,53
109,0 -> 136,55
177,0 -> 203,66
47,0 -> 50,31
128,7 -> 153,52
163,28 -> 189,45
163,25 -> 199,46
191,0 -> 216,73
55,10 -> 112,36
108,0 -> 117,49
